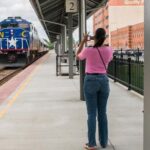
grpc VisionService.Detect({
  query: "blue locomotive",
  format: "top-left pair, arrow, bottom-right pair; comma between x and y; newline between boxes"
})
0,16 -> 46,63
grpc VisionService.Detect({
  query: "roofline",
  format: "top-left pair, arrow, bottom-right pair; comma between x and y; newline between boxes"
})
29,0 -> 50,38
29,0 -> 108,42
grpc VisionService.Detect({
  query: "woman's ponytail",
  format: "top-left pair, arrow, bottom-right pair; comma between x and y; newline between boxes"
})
93,28 -> 106,48
93,37 -> 105,48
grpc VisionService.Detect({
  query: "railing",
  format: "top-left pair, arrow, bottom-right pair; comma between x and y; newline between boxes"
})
113,48 -> 144,62
108,56 -> 144,95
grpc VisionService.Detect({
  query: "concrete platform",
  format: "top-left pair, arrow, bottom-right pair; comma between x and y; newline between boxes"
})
0,51 -> 143,150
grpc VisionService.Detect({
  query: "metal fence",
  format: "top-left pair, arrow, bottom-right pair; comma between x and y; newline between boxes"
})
108,56 -> 144,95
114,49 -> 144,61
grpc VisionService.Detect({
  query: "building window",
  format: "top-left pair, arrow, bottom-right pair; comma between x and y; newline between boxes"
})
106,25 -> 109,29
99,12 -> 102,16
105,16 -> 109,19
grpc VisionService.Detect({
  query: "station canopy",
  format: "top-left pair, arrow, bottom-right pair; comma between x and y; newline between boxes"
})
30,0 -> 108,42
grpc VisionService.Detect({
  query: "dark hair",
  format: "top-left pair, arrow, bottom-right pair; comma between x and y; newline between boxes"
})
93,28 -> 106,48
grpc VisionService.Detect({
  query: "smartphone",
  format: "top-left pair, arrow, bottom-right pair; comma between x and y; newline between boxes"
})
88,35 -> 94,41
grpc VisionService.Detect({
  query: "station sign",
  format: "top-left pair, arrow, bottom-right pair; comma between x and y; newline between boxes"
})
66,0 -> 78,13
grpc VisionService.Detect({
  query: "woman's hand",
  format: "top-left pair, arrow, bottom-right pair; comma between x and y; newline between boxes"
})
76,33 -> 89,60
83,33 -> 89,43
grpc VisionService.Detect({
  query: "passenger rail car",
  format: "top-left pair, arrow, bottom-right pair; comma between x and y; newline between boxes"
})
0,17 -> 46,63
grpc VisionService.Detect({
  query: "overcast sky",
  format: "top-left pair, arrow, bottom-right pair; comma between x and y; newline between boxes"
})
73,16 -> 93,42
0,0 -> 93,42
0,0 -> 49,41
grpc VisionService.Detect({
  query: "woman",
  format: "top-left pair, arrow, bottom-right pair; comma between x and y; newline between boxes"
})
76,28 -> 113,150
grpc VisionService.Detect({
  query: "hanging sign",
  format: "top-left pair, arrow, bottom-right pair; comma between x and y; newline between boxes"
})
66,0 -> 78,13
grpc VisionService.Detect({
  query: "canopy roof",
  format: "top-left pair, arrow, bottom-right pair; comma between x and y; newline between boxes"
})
30,0 -> 108,42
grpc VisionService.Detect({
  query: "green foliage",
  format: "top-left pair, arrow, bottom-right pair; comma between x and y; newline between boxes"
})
108,59 -> 144,94
43,39 -> 54,50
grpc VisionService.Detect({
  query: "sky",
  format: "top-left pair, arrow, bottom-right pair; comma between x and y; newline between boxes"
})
73,16 -> 93,42
0,0 -> 49,41
0,0 -> 93,42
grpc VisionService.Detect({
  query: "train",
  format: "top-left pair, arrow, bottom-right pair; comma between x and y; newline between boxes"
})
0,16 -> 48,63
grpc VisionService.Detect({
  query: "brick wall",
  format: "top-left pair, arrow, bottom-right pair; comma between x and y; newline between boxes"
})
111,26 -> 132,49
131,22 -> 144,49
111,22 -> 144,49
93,4 -> 109,44
93,0 -> 144,47
109,0 -> 144,6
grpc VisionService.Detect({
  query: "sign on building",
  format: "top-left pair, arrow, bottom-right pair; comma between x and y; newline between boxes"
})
124,0 -> 144,5
66,0 -> 78,13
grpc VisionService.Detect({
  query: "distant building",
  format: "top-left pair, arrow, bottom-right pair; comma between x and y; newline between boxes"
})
131,22 -> 144,49
93,0 -> 144,45
111,26 -> 131,49
111,22 -> 144,50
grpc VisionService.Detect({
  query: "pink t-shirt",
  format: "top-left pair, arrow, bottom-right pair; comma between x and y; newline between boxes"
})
78,46 -> 113,74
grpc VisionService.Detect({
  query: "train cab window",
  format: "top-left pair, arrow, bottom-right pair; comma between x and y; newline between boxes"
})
11,23 -> 18,27
30,25 -> 33,30
1,24 -> 9,28
34,27 -> 37,33
19,24 -> 29,29
1,23 -> 18,28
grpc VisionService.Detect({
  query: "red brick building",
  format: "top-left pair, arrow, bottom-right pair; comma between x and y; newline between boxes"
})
111,22 -> 144,50
93,5 -> 109,44
131,22 -> 144,49
93,0 -> 144,45
111,26 -> 132,49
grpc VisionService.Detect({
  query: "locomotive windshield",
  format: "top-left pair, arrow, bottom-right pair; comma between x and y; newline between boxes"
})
0,23 -> 29,29
19,23 -> 29,29
1,23 -> 18,28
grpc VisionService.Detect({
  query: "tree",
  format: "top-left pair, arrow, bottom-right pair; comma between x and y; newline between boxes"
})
43,39 -> 54,50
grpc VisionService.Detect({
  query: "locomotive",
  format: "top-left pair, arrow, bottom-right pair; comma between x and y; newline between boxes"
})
0,16 -> 47,63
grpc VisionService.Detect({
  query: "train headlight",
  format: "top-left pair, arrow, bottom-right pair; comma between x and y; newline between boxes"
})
11,29 -> 13,35
22,31 -> 26,37
0,32 -> 4,38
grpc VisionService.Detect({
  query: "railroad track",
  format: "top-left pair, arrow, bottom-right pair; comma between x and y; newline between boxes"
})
0,67 -> 23,86
0,51 -> 48,86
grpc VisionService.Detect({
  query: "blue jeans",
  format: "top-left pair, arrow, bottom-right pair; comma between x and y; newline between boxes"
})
84,74 -> 110,147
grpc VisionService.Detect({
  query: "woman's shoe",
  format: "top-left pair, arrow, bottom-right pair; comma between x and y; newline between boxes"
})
101,144 -> 107,148
84,143 -> 97,150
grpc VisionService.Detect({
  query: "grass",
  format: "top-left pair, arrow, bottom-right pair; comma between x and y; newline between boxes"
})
108,59 -> 144,94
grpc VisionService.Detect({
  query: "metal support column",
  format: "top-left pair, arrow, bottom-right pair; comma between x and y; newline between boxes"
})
55,41 -> 59,55
79,0 -> 86,100
68,13 -> 74,79
40,19 -> 67,53
64,26 -> 67,53
60,33 -> 63,55
62,26 -> 67,54
57,35 -> 61,55
144,0 -> 150,149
